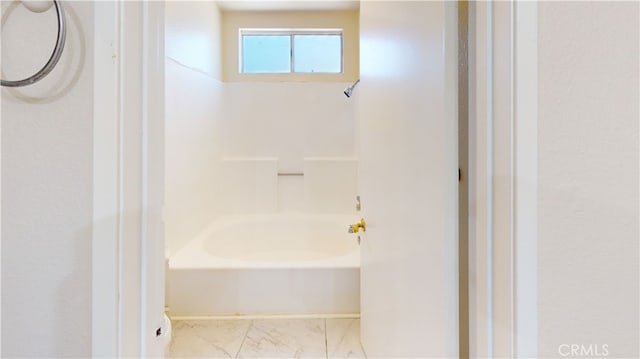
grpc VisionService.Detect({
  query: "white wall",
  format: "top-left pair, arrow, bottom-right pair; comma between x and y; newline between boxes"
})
537,2 -> 639,357
1,1 -> 94,356
222,82 -> 358,214
165,1 -> 225,255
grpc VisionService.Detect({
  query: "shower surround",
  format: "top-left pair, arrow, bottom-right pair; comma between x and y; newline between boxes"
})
166,78 -> 361,318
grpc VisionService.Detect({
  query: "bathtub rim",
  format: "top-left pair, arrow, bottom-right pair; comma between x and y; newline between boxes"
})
169,212 -> 361,270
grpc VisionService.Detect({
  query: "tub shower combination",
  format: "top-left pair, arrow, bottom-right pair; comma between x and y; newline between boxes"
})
167,83 -> 363,318
168,213 -> 361,317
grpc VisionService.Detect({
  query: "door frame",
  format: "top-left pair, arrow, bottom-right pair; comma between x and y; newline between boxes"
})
92,1 -> 165,357
89,1 -> 538,357
467,1 -> 538,358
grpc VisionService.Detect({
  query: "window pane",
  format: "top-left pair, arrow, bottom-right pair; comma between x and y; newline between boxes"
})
293,35 -> 342,73
242,35 -> 291,73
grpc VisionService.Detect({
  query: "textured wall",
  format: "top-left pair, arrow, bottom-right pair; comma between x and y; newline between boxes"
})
538,2 -> 639,357
1,1 -> 94,357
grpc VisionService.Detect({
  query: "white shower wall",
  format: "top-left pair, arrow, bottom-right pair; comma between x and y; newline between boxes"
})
165,1 -> 225,255
221,82 -> 358,215
166,80 -> 359,255
165,3 -> 359,254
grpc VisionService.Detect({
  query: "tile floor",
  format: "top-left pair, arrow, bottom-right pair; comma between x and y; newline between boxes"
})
169,318 -> 366,359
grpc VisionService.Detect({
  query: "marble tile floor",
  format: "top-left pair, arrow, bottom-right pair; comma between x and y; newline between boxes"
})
169,318 -> 366,359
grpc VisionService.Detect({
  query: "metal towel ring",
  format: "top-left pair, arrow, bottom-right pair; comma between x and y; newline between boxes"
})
1,0 -> 67,87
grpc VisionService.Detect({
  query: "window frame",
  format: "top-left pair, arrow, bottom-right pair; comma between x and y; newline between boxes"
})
239,28 -> 344,74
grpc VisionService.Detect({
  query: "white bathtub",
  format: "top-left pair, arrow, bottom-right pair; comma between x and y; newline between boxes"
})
167,213 -> 361,317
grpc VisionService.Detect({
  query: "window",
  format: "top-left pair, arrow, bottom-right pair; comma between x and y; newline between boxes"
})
240,29 -> 343,74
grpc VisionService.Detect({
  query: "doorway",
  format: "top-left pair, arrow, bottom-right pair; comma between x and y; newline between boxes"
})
91,1 -> 544,357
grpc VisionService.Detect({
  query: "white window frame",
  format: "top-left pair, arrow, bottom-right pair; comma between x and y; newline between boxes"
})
238,28 -> 344,74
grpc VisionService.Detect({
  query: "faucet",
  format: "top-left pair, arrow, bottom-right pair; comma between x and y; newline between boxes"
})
348,219 -> 367,234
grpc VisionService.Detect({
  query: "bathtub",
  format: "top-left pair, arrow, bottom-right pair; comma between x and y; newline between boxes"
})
167,213 -> 361,317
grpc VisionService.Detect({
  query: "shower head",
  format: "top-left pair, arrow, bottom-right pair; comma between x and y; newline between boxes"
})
343,79 -> 360,98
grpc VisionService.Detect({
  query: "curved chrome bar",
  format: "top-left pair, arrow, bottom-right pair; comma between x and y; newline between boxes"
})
1,0 -> 67,87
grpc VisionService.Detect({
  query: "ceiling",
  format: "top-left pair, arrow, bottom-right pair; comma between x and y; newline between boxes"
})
216,0 -> 360,12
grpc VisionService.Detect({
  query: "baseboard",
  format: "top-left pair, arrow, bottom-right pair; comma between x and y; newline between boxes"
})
168,313 -> 361,321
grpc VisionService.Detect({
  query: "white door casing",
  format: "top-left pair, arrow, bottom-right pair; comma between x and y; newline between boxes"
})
88,1 -> 537,357
92,1 -> 165,357
468,1 -> 538,358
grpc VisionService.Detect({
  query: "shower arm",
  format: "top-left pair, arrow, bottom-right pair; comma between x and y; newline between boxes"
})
343,79 -> 360,98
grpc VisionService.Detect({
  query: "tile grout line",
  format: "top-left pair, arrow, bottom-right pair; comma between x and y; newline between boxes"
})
324,319 -> 329,359
356,318 -> 368,359
235,319 -> 253,359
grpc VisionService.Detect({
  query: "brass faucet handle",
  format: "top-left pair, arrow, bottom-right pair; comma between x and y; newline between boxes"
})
348,219 -> 367,233
358,218 -> 366,232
